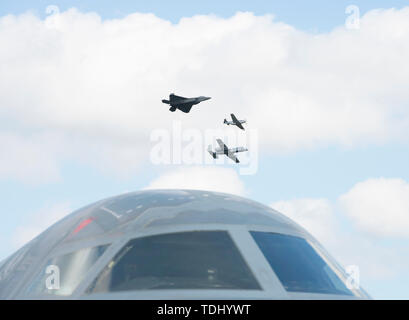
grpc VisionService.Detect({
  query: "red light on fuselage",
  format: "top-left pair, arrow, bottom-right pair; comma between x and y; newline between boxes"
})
73,217 -> 94,234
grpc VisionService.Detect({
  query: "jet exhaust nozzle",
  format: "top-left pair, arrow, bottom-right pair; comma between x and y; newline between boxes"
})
162,99 -> 170,104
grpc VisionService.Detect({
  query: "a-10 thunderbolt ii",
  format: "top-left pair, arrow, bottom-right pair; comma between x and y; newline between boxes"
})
224,113 -> 246,130
162,93 -> 211,113
208,139 -> 248,163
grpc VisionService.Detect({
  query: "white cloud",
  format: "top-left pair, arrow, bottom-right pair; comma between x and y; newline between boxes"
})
329,233 -> 409,281
271,198 -> 336,244
0,132 -> 62,184
11,202 -> 71,249
339,178 -> 409,238
1,8 -> 409,182
144,166 -> 245,195
270,178 -> 409,295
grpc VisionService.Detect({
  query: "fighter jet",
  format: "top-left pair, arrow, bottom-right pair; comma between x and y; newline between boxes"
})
224,113 -> 246,130
208,139 -> 248,163
162,93 -> 211,113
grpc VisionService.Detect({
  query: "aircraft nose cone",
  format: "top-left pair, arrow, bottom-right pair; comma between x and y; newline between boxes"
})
204,97 -> 211,101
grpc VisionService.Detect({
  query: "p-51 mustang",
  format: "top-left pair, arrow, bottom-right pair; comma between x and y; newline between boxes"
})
162,93 -> 211,113
208,139 -> 248,163
223,113 -> 246,130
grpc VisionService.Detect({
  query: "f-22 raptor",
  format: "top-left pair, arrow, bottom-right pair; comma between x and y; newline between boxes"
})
208,139 -> 248,163
162,93 -> 211,113
224,113 -> 246,130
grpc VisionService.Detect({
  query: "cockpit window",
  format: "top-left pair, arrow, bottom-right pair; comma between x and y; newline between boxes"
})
86,231 -> 260,293
26,244 -> 109,296
250,231 -> 354,296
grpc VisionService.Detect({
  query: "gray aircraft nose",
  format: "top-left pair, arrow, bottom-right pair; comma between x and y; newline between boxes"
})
202,96 -> 211,101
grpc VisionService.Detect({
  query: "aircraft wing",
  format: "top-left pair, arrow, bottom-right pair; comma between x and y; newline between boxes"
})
227,152 -> 239,163
235,122 -> 245,130
216,139 -> 227,150
177,103 -> 194,113
231,114 -> 245,130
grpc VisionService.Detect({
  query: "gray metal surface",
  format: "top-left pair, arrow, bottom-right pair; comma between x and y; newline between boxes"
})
0,189 -> 371,300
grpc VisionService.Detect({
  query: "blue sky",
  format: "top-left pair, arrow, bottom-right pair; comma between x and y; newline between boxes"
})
0,0 -> 408,299
1,0 -> 409,30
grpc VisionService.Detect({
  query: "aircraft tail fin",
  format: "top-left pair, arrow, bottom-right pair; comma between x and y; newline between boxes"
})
169,106 -> 177,112
207,145 -> 217,159
223,119 -> 228,124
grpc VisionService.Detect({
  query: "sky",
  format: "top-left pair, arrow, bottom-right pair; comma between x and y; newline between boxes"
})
0,0 -> 408,299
